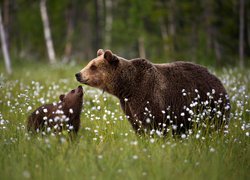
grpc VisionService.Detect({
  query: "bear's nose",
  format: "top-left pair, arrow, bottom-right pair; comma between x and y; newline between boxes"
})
75,73 -> 81,81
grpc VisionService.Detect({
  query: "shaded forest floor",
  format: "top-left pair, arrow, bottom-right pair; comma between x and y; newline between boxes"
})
0,62 -> 249,180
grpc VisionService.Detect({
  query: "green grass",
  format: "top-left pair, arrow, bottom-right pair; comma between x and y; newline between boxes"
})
0,61 -> 249,180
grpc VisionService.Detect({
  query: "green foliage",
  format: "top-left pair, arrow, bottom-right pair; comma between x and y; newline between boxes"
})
0,62 -> 249,179
2,0 -> 249,66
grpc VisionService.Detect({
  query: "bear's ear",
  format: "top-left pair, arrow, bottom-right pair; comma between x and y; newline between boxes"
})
104,50 -> 119,64
97,49 -> 104,56
104,50 -> 113,62
59,94 -> 65,101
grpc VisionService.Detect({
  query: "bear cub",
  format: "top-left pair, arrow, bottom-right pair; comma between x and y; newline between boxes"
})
27,85 -> 84,134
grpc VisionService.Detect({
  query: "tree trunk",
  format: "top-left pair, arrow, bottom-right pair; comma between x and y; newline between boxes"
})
167,0 -> 176,52
104,0 -> 112,49
203,0 -> 213,53
63,1 -> 75,63
40,0 -> 56,63
159,17 -> 169,54
0,8 -> 12,74
138,36 -> 146,58
94,0 -> 103,51
3,0 -> 9,49
239,0 -> 245,68
214,40 -> 222,66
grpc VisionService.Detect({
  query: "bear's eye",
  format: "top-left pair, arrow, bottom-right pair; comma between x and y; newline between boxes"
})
90,65 -> 97,71
71,90 -> 75,93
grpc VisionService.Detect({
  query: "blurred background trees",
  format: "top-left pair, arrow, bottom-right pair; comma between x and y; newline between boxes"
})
0,0 -> 249,67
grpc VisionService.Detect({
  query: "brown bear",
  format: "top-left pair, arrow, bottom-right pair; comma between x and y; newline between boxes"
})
27,85 -> 84,134
75,49 -> 230,135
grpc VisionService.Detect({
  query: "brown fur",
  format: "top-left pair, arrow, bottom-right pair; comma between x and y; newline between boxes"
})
27,86 -> 84,134
76,50 -> 230,135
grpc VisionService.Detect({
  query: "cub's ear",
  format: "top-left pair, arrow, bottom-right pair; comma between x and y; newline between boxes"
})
59,94 -> 65,101
104,50 -> 119,64
97,49 -> 104,56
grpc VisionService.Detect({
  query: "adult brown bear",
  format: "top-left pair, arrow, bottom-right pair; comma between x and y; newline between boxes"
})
75,49 -> 230,135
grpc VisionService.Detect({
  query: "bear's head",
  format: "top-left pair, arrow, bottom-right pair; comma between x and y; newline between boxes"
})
75,49 -> 123,93
59,85 -> 84,112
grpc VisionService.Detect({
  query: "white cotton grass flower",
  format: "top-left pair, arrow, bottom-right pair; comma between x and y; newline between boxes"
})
146,118 -> 151,123
130,141 -> 138,146
181,134 -> 186,139
98,155 -> 103,159
210,147 -> 215,152
69,108 -> 73,114
150,138 -> 155,143
22,170 -> 31,179
172,125 -> 177,130
43,108 -> 48,113
27,106 -> 32,111
132,155 -> 138,160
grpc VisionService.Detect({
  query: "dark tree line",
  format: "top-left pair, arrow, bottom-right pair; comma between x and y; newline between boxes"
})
0,0 -> 249,67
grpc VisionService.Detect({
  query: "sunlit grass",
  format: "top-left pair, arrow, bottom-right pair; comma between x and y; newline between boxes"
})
0,62 -> 249,180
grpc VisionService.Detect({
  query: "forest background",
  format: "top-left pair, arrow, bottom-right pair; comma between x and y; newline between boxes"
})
0,0 -> 249,69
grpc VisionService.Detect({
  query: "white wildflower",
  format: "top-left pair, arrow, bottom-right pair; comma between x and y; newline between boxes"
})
210,147 -> 215,152
172,125 -> 177,130
181,134 -> 186,139
22,170 -> 31,179
69,108 -> 73,114
132,155 -> 138,160
150,138 -> 155,143
27,106 -> 32,111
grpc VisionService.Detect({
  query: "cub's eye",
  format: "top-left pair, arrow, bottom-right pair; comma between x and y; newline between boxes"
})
90,65 -> 97,71
71,90 -> 75,93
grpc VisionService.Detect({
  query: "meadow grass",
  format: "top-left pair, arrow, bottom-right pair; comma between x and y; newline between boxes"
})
0,61 -> 249,180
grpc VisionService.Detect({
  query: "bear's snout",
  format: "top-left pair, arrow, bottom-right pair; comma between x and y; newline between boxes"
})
75,73 -> 81,81
75,73 -> 89,84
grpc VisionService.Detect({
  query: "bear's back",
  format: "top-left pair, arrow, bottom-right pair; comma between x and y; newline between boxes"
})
155,61 -> 226,95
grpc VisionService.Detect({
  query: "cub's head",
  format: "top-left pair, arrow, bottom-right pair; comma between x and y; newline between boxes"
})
75,49 -> 120,91
59,85 -> 84,111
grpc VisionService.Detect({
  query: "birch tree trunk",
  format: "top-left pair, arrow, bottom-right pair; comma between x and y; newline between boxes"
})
138,36 -> 146,58
159,17 -> 169,54
94,0 -> 103,51
63,1 -> 75,63
3,0 -> 9,49
40,0 -> 56,63
239,0 -> 244,68
0,8 -> 12,74
104,0 -> 112,49
203,0 -> 213,54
